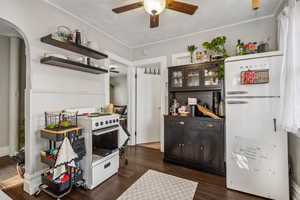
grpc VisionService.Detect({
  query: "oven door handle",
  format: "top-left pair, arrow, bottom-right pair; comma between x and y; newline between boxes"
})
93,126 -> 119,136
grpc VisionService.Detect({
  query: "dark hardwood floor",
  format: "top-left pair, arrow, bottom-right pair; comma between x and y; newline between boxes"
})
2,146 -> 265,200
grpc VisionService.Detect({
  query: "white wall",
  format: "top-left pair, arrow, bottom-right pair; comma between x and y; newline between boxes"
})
0,0 -> 132,194
110,75 -> 128,106
0,35 -> 10,151
132,16 -> 277,66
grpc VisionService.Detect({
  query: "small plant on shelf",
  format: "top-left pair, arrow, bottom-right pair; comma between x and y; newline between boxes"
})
202,36 -> 228,58
187,45 -> 198,64
202,36 -> 229,79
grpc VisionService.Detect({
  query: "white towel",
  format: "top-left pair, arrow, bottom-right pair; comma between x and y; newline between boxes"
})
53,137 -> 78,180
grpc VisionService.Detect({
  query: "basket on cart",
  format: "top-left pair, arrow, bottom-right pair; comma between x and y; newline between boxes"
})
45,111 -> 78,131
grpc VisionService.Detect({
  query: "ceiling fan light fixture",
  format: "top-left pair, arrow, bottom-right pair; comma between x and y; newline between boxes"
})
144,0 -> 166,15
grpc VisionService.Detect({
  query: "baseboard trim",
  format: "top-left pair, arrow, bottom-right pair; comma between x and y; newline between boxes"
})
292,181 -> 300,200
23,169 -> 46,195
0,146 -> 10,157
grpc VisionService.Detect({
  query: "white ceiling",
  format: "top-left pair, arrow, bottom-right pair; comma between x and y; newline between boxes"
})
47,0 -> 282,47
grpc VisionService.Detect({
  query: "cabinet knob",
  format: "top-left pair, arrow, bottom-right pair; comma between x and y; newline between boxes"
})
207,123 -> 214,128
178,121 -> 185,125
200,146 -> 204,151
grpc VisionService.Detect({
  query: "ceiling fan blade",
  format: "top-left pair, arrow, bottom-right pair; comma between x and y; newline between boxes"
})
112,2 -> 143,13
150,15 -> 159,28
166,0 -> 174,3
166,1 -> 198,15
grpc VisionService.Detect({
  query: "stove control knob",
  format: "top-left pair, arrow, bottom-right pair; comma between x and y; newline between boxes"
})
100,122 -> 103,126
105,121 -> 108,124
116,119 -> 119,122
95,122 -> 99,127
113,119 -> 116,123
109,120 -> 112,123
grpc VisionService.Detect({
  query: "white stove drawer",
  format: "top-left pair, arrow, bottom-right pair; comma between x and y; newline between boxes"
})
91,154 -> 119,189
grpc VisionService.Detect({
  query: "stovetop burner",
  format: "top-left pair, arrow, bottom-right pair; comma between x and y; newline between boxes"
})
88,113 -> 112,118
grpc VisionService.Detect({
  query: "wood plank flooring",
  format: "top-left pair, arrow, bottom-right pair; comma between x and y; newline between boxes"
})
137,142 -> 161,150
2,146 -> 266,200
0,156 -> 18,184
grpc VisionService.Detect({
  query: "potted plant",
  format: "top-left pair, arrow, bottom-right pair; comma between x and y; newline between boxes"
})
202,36 -> 228,59
202,36 -> 228,79
187,45 -> 198,64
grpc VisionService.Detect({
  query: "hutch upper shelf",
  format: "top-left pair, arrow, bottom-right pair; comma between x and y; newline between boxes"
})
168,60 -> 224,91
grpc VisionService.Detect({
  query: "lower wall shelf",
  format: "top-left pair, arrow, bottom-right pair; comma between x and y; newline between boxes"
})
40,56 -> 108,74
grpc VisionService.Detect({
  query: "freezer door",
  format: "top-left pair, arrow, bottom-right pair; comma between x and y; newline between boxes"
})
225,56 -> 282,97
225,98 -> 289,200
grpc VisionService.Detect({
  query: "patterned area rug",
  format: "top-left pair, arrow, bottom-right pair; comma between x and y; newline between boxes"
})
117,170 -> 198,200
0,190 -> 11,200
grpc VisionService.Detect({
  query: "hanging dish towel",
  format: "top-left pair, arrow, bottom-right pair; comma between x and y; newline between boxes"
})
53,137 -> 78,180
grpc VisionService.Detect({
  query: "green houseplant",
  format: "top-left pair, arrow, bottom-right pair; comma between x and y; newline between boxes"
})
202,36 -> 228,57
202,36 -> 228,79
187,45 -> 198,63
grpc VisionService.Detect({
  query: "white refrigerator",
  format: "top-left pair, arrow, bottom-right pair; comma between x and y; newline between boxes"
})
225,51 -> 289,200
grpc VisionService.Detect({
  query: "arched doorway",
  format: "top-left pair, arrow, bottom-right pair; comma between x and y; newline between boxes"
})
0,18 -> 30,192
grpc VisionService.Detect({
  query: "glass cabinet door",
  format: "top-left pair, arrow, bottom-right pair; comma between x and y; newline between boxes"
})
202,67 -> 221,89
186,69 -> 200,88
170,70 -> 183,88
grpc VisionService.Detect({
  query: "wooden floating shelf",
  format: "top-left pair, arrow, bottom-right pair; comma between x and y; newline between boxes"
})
41,56 -> 108,74
41,34 -> 108,60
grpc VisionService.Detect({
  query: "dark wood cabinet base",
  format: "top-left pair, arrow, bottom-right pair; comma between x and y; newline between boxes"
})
164,116 -> 225,177
164,157 -> 225,176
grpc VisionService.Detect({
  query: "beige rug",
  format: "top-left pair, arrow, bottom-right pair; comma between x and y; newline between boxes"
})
0,190 -> 11,200
117,170 -> 198,200
0,175 -> 23,190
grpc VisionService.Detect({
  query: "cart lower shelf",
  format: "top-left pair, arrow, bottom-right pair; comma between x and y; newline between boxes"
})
35,179 -> 85,200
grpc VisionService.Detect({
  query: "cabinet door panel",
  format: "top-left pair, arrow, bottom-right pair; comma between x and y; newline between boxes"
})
185,68 -> 201,89
164,117 -> 185,159
184,120 -> 223,170
169,69 -> 184,90
201,65 -> 222,90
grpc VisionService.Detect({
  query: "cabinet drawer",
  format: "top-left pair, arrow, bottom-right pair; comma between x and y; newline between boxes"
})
188,119 -> 222,131
92,154 -> 119,189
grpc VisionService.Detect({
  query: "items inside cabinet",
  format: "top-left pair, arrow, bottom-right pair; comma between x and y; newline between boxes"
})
168,60 -> 224,118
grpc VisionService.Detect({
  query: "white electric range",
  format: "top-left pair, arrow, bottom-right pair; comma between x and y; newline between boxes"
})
77,111 -> 120,190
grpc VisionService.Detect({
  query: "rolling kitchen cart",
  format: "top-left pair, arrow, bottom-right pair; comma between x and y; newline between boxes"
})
35,126 -> 86,200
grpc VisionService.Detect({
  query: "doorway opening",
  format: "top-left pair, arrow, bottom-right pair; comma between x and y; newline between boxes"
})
109,59 -> 132,149
135,60 -> 165,151
0,20 -> 27,190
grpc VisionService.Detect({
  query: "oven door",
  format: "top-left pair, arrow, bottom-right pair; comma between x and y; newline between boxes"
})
92,125 -> 119,157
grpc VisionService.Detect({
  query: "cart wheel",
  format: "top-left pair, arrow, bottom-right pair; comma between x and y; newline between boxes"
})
125,159 -> 128,165
34,189 -> 41,197
83,184 -> 88,191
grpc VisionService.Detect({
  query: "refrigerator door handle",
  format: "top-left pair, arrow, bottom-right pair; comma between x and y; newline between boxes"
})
273,118 -> 277,132
227,101 -> 248,104
227,91 -> 248,95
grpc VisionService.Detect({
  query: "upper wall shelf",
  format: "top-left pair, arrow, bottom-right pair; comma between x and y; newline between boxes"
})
41,34 -> 108,60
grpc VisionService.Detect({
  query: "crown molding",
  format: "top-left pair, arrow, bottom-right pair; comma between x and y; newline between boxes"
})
42,0 -> 131,49
131,14 -> 275,49
274,0 -> 286,17
42,0 -> 278,50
